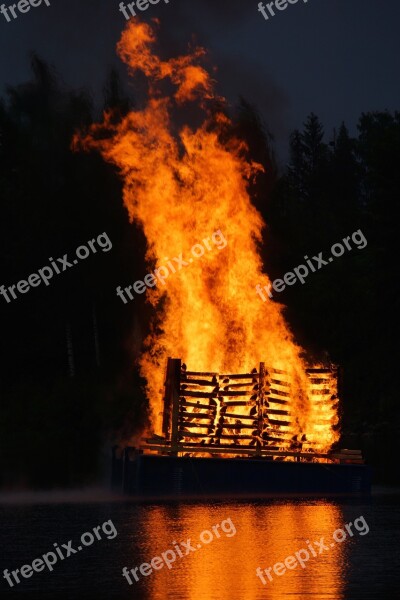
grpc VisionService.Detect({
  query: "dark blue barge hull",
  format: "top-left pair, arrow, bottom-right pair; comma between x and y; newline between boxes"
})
112,452 -> 371,498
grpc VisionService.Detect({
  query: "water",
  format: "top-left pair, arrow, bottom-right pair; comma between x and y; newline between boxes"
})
0,490 -> 399,599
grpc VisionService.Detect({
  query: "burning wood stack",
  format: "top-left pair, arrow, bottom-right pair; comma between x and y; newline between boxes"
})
141,358 -> 349,463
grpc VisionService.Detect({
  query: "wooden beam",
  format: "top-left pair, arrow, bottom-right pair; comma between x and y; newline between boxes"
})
170,358 -> 182,455
181,379 -> 216,387
181,390 -> 218,398
139,442 -> 334,461
162,357 -> 174,438
219,373 -> 258,380
181,400 -> 214,409
256,362 -> 265,456
185,370 -> 218,377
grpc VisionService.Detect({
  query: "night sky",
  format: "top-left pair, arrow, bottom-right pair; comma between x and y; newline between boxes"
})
1,0 -> 399,161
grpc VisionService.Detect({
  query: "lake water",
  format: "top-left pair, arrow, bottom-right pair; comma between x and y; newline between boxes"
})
0,489 -> 399,599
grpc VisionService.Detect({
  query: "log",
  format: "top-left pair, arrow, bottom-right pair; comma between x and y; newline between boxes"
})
180,412 -> 215,420
270,378 -> 291,387
218,423 -> 253,430
269,387 -> 290,397
181,379 -> 217,387
222,400 -> 253,407
330,453 -> 363,459
268,397 -> 289,406
223,382 -> 255,389
216,434 -> 255,439
270,368 -> 287,375
140,442 -> 332,460
268,418 -> 291,427
178,432 -> 254,440
223,412 -> 254,420
179,422 -> 215,429
185,370 -> 218,377
181,400 -> 214,409
170,358 -> 182,454
182,390 -> 217,399
217,390 -> 252,397
162,358 -> 175,437
219,373 -> 257,380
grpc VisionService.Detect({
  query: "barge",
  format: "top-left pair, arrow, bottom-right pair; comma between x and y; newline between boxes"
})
112,359 -> 371,498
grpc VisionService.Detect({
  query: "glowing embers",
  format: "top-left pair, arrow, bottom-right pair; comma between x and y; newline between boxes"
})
158,358 -> 339,461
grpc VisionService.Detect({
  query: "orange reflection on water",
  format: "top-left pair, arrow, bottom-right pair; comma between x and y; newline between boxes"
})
132,502 -> 346,600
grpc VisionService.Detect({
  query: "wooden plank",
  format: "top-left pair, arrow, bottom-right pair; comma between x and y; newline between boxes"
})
268,397 -> 289,406
139,443 -> 333,460
268,418 -> 291,427
262,432 -> 313,442
181,400 -> 214,409
218,391 -> 252,397
214,434 -> 255,439
270,368 -> 287,375
219,373 -> 257,380
179,412 -> 215,420
268,388 -> 290,398
179,423 -> 215,429
331,454 -> 363,460
222,400 -> 252,407
270,378 -> 291,387
162,357 -> 174,438
219,423 -> 254,430
178,432 -> 254,439
181,378 -> 216,386
223,382 -> 255,389
185,370 -> 218,377
223,413 -> 254,420
256,362 -> 266,456
182,390 -> 218,399
170,358 -> 182,455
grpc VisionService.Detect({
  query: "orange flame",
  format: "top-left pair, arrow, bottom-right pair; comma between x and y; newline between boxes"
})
74,20 -> 339,453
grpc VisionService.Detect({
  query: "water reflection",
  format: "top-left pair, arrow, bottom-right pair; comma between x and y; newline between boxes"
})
128,502 -> 346,600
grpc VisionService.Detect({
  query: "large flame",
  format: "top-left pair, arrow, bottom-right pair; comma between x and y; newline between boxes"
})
75,21 -> 339,453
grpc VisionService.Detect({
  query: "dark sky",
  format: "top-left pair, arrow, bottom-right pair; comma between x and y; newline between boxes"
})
1,0 -> 399,161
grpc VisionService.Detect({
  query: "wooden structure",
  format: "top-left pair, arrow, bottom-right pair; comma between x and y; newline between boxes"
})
140,358 -> 361,464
